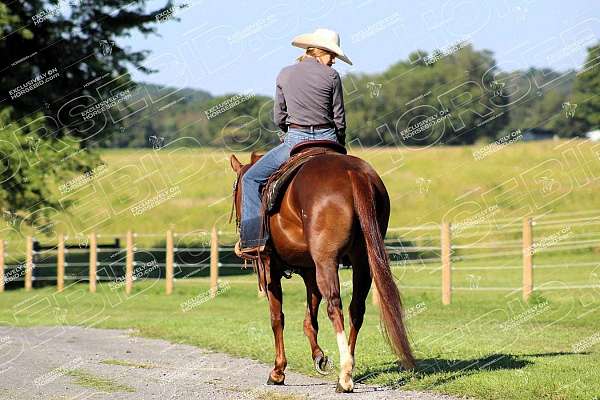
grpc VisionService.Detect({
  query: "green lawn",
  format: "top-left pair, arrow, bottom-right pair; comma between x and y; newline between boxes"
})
1,267 -> 599,400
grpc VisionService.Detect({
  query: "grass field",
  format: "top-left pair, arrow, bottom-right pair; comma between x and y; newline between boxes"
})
94,139 -> 600,230
4,138 -> 600,246
0,270 -> 598,400
2,140 -> 600,399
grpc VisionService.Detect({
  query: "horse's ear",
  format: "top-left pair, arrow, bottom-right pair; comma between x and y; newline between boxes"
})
230,154 -> 242,173
250,152 -> 263,164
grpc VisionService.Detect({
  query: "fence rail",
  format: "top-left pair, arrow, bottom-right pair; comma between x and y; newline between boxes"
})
1,215 -> 599,303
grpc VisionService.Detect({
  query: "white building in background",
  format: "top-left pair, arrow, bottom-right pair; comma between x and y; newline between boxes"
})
586,130 -> 600,141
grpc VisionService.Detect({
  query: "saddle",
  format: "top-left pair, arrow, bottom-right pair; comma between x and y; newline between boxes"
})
261,140 -> 346,215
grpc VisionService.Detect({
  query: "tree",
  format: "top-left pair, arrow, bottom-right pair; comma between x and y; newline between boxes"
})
499,68 -> 576,137
0,108 -> 96,236
0,0 -> 177,233
344,45 -> 509,146
1,0 -> 177,143
569,42 -> 600,134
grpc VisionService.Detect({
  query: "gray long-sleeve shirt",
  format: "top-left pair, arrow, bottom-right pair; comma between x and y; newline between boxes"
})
273,57 -> 346,133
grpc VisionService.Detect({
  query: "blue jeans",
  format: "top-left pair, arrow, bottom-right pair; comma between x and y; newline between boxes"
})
240,127 -> 338,247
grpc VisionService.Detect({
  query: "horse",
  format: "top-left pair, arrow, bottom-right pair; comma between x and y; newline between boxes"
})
229,149 -> 415,393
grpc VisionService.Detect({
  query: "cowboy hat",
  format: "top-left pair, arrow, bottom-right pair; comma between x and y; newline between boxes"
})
292,28 -> 352,65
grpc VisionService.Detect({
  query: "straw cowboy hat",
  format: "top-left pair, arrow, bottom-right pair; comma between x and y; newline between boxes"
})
292,28 -> 352,65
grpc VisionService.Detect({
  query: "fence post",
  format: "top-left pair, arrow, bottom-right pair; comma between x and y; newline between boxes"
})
57,233 -> 65,292
126,230 -> 134,295
0,240 -> 4,293
89,233 -> 97,293
522,217 -> 533,301
166,230 -> 174,295
25,236 -> 33,291
441,222 -> 452,305
210,226 -> 219,298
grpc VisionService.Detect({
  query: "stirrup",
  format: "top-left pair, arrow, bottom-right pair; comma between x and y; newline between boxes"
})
234,241 -> 266,260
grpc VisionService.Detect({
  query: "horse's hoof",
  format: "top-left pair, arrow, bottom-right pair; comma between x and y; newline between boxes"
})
266,375 -> 285,385
314,354 -> 333,375
336,380 -> 354,393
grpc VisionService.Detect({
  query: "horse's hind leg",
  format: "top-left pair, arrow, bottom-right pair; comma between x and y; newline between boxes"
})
300,269 -> 331,374
348,243 -> 372,359
265,259 -> 287,385
312,254 -> 354,392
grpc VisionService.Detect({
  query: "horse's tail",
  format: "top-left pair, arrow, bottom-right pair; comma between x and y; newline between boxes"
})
348,170 -> 416,369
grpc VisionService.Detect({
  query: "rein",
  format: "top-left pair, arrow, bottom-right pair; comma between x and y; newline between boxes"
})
230,171 -> 269,297
229,175 -> 240,229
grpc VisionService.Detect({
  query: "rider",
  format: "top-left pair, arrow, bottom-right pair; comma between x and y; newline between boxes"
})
235,28 -> 351,257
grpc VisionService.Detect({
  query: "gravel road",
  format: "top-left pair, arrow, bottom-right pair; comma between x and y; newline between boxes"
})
0,326 -> 462,400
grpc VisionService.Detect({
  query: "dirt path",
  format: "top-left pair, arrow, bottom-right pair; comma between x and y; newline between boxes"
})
0,326 -> 460,400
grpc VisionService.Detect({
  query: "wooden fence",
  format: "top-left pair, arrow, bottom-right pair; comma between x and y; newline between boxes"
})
442,217 -> 534,304
0,227 -> 221,297
0,215 -> 595,303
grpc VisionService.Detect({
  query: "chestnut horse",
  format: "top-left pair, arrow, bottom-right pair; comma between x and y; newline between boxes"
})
229,151 -> 415,392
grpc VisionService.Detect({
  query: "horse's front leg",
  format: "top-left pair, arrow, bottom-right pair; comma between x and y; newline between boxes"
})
265,258 -> 287,385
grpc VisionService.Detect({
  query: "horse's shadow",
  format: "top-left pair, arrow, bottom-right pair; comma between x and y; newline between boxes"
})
354,352 -> 586,388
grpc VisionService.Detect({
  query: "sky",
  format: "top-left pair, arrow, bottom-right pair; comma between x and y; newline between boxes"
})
123,0 -> 600,97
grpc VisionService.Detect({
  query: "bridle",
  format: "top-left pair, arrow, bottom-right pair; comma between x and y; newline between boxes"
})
229,174 -> 241,231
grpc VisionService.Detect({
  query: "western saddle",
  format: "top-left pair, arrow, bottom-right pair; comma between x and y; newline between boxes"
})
261,140 -> 346,216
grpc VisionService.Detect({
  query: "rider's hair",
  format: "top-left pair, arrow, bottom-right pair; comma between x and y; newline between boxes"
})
296,47 -> 335,62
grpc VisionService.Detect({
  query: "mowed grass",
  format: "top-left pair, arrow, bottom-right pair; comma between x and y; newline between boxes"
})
1,266 -> 599,400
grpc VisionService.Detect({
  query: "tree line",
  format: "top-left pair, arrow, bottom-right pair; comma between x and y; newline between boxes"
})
105,44 -> 598,149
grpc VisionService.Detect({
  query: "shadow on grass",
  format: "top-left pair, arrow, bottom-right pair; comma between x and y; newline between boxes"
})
354,352 -> 585,388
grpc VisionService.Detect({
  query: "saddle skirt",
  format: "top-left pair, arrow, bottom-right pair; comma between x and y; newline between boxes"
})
261,140 -> 346,215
